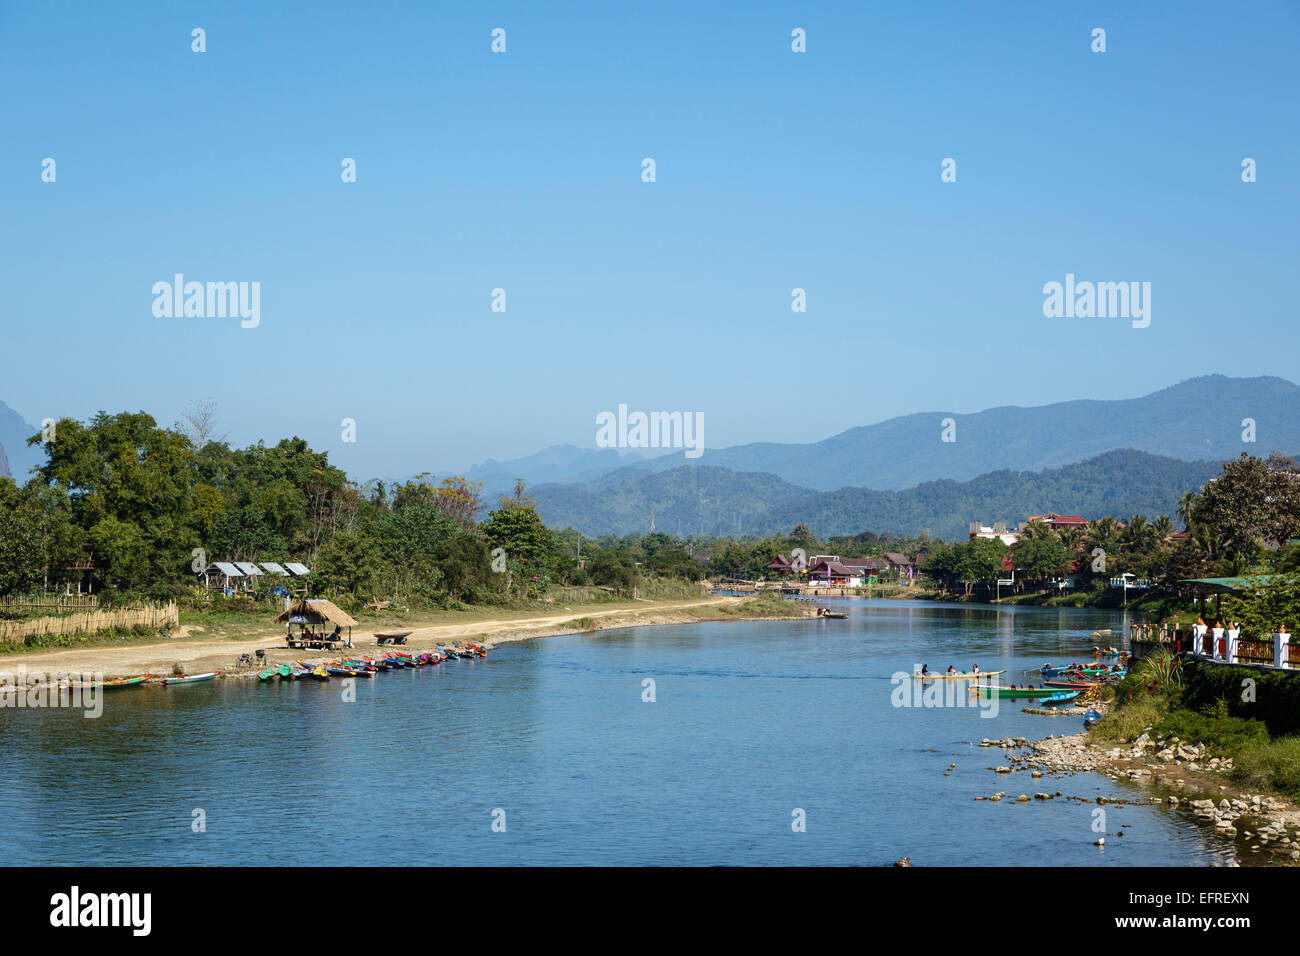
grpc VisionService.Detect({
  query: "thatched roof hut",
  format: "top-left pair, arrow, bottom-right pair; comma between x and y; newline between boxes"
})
274,599 -> 359,628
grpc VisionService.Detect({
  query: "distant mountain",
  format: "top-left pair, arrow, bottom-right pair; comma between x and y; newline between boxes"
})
0,401 -> 41,482
465,444 -> 660,499
482,375 -> 1295,494
531,449 -> 1230,540
622,375 -> 1299,491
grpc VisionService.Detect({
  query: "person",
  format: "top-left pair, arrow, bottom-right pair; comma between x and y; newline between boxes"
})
921,664 -> 930,676
947,665 -> 956,675
972,664 -> 980,676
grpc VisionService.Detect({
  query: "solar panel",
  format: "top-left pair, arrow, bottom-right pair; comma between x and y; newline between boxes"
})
260,562 -> 289,575
286,563 -> 311,576
235,562 -> 263,575
214,562 -> 244,576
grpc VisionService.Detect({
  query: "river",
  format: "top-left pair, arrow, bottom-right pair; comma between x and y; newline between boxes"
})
0,600 -> 1237,865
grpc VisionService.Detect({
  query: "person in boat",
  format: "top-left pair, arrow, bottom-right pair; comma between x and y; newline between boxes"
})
947,665 -> 956,675
972,664 -> 980,676
921,664 -> 930,676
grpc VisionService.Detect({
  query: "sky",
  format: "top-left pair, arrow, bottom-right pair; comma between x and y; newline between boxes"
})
2,1 -> 1298,481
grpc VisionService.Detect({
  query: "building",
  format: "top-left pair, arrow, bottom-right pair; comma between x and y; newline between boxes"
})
969,521 -> 1021,546
808,559 -> 863,587
767,554 -> 795,578
1025,513 -> 1089,532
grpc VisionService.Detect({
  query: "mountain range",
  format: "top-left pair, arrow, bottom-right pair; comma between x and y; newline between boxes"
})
462,376 -> 1300,494
0,401 -> 40,482
528,450 -> 1228,541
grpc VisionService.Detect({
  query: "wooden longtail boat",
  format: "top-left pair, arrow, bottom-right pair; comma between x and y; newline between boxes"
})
912,670 -> 1005,680
968,685 -> 1055,699
1045,679 -> 1100,689
72,674 -> 152,690
1038,690 -> 1081,706
161,672 -> 219,685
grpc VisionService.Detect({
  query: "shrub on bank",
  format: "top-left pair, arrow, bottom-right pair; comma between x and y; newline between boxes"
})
1153,710 -> 1270,757
1092,697 -> 1165,742
1180,661 -> 1300,738
1231,737 -> 1300,801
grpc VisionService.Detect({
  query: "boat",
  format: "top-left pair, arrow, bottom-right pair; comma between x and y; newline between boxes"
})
258,668 -> 277,682
276,663 -> 293,680
968,685 -> 1056,699
1038,690 -> 1080,706
911,670 -> 1005,680
161,672 -> 219,685
72,674 -> 152,690
1041,663 -> 1125,679
375,631 -> 412,645
1045,679 -> 1100,689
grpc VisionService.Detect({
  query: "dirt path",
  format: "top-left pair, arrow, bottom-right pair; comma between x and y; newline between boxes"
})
1,596 -> 761,678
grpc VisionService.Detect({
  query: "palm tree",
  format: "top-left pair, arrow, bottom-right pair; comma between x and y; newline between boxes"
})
1124,514 -> 1153,553
1154,515 -> 1175,543
1177,491 -> 1198,530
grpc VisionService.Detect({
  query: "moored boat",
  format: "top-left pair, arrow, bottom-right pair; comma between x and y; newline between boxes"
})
968,684 -> 1054,699
1038,690 -> 1081,706
912,669 -> 1005,680
71,674 -> 152,690
161,672 -> 219,685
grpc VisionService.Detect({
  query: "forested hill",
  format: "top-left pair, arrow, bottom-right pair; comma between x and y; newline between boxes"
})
530,449 -> 1231,540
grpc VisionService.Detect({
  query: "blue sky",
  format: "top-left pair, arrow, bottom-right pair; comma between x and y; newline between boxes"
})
2,1 -> 1298,480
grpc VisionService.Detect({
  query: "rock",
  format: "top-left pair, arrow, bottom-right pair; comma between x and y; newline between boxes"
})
1017,795 -> 1029,802
1167,796 -> 1179,805
1094,837 -> 1105,846
893,857 -> 911,867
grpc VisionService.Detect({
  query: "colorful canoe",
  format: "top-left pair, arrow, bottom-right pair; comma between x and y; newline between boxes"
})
1039,690 -> 1081,706
161,672 -> 219,685
968,685 -> 1055,699
72,674 -> 152,690
912,670 -> 1005,680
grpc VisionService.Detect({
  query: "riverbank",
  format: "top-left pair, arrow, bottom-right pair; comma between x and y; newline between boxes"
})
973,728 -> 1300,865
2,593 -> 818,680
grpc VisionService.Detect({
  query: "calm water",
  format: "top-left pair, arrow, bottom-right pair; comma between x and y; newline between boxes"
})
0,600 -> 1237,866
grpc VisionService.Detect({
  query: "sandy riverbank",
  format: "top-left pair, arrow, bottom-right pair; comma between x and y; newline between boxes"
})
2,595 -> 818,680
970,728 -> 1300,865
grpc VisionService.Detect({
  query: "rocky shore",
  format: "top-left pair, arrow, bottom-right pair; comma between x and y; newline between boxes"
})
971,732 -> 1300,865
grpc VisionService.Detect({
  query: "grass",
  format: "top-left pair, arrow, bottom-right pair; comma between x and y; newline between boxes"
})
1232,737 -> 1300,801
0,624 -> 168,656
1092,696 -> 1165,742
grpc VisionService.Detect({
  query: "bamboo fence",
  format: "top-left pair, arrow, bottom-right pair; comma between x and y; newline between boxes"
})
0,602 -> 178,644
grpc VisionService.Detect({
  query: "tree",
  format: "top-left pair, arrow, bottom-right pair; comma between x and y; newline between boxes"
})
0,479 -> 45,595
1190,453 -> 1300,558
175,399 -> 225,448
1013,535 -> 1070,584
497,477 -> 537,511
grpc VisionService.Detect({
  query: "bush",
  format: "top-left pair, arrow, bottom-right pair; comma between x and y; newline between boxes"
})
1152,710 -> 1270,757
1231,737 -> 1300,801
1180,661 -> 1300,737
1092,697 -> 1164,742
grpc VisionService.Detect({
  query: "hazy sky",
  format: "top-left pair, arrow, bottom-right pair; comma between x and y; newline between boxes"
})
3,1 -> 1297,480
